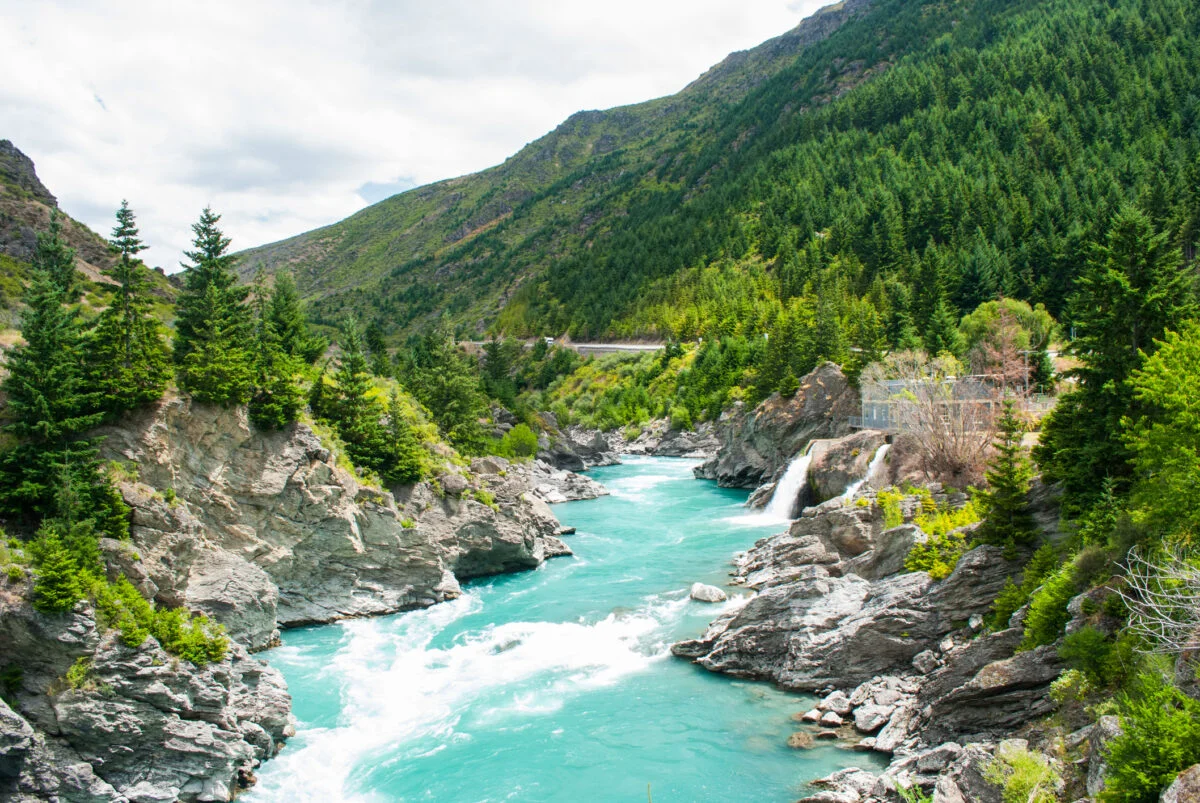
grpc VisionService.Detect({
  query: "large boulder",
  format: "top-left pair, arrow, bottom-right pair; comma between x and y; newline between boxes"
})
50,634 -> 291,803
674,545 -> 1017,691
694,363 -> 858,489
1162,764 -> 1200,803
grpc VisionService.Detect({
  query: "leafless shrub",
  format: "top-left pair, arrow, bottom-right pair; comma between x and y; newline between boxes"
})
861,350 -> 998,487
1118,547 -> 1200,656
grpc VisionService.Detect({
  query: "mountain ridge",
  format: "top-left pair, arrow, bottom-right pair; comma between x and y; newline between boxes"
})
234,0 -> 878,329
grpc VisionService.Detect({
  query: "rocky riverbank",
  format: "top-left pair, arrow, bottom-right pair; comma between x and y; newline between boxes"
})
669,368 -> 1161,801
1,396 -> 603,802
671,484 -> 1113,801
535,415 -> 720,470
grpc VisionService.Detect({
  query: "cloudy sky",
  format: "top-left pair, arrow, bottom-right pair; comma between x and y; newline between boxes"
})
2,0 -> 826,271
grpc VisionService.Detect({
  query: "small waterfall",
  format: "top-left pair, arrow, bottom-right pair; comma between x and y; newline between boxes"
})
839,443 -> 891,503
763,443 -> 815,520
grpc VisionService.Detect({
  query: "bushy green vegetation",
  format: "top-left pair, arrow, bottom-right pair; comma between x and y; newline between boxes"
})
893,488 -> 980,580
984,742 -> 1061,803
93,577 -> 227,666
1101,666 -> 1200,803
988,544 -> 1059,630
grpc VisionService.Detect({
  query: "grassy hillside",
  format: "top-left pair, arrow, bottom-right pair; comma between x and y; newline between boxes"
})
238,0 -> 1200,351
0,140 -> 177,329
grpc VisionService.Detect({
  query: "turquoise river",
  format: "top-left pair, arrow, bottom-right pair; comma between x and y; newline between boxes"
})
246,457 -> 882,802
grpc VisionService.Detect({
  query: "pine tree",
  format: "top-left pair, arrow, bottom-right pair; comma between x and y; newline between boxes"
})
180,284 -> 256,405
1029,348 -> 1055,394
976,399 -> 1037,556
924,294 -> 965,357
364,321 -> 390,376
382,389 -> 423,485
0,268 -> 104,518
31,532 -> 83,614
174,208 -> 255,403
268,272 -> 326,363
87,202 -> 170,414
327,319 -> 392,475
403,317 -> 488,454
1036,207 -> 1198,513
34,210 -> 80,302
248,274 -> 304,430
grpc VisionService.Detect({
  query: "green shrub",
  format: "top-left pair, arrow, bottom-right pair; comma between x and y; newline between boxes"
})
669,405 -> 693,432
878,488 -> 906,529
914,498 -> 980,537
500,423 -> 539,459
5,564 -> 23,582
1049,668 -> 1093,704
903,496 -> 980,581
65,657 -> 93,691
1058,626 -> 1112,683
989,578 -> 1026,630
94,577 -> 228,666
471,489 -> 498,510
1019,563 -> 1077,650
893,781 -> 933,803
904,527 -> 969,580
1101,668 -> 1200,803
988,544 -> 1060,630
31,533 -> 84,613
983,742 -> 1060,803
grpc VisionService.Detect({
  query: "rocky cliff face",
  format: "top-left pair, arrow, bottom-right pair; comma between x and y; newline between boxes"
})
694,362 -> 858,489
0,589 -> 290,803
1,397 -> 587,802
96,397 -> 573,650
0,140 -> 121,284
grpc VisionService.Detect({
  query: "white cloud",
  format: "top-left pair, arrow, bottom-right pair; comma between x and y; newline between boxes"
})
0,0 -> 828,271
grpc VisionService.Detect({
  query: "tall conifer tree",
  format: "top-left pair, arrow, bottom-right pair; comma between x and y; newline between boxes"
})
248,273 -> 303,429
34,210 -> 80,302
268,271 -> 326,363
0,262 -> 127,535
87,202 -> 170,413
174,208 -> 255,402
1036,207 -> 1198,513
976,399 -> 1037,555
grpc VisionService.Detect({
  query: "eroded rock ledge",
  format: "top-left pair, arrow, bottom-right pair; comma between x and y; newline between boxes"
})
96,397 -> 579,650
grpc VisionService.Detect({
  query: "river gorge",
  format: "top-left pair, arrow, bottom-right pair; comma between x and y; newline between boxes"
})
245,457 -> 882,802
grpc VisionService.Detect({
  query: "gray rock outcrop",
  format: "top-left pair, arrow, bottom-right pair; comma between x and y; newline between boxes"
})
807,430 -> 888,502
97,397 -> 571,648
675,544 -> 1017,690
0,140 -> 55,206
1162,764 -> 1200,803
694,363 -> 858,488
0,593 -> 290,803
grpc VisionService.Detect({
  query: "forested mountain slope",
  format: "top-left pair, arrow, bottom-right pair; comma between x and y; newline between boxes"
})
238,0 -> 1200,348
